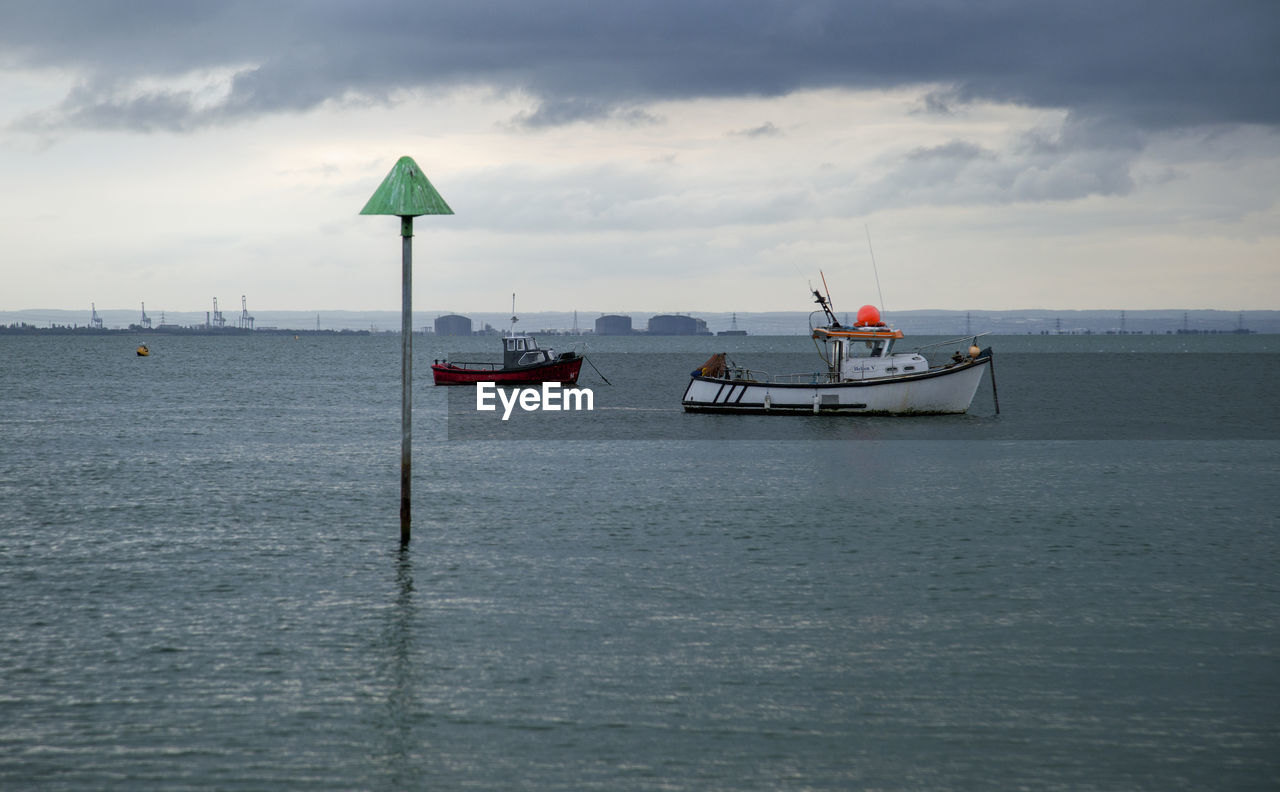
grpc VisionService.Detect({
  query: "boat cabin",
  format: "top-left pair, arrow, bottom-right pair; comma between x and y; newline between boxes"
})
503,335 -> 555,369
812,325 -> 928,381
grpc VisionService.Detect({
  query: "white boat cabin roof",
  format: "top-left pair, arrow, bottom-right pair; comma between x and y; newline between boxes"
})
812,325 -> 904,341
813,323 -> 904,357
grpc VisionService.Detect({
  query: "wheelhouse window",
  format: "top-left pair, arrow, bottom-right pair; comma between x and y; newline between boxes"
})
847,340 -> 888,358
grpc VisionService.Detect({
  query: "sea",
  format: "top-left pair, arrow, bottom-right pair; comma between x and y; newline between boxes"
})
1,332 -> 1277,791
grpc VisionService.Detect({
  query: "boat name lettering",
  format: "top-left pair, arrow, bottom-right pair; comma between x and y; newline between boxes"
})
475,382 -> 595,421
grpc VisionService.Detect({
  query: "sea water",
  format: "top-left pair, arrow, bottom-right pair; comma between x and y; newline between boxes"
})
1,333 -> 1277,790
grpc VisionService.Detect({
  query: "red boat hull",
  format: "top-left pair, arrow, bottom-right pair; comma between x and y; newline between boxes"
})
431,356 -> 584,386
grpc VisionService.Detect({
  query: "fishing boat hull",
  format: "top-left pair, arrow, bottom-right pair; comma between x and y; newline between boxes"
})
431,356 -> 583,386
682,352 -> 991,415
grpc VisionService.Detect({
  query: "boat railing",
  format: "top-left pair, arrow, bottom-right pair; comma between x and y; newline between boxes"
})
442,360 -> 499,369
913,332 -> 990,353
726,366 -> 767,382
727,366 -> 838,385
772,371 -> 839,384
909,333 -> 991,370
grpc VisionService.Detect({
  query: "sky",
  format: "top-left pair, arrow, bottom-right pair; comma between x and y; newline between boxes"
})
2,0 -> 1278,315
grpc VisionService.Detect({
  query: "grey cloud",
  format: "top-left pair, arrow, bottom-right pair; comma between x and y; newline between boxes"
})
732,122 -> 782,138
906,141 -> 995,164
918,91 -> 959,117
868,116 -> 1143,207
510,97 -> 661,128
18,83 -> 201,134
433,159 -> 820,234
2,0 -> 1277,135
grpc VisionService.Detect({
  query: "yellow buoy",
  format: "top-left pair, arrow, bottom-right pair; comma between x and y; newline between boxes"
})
136,345 -> 150,357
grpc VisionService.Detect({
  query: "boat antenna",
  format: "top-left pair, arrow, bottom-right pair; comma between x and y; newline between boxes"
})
865,225 -> 886,314
509,292 -> 518,337
811,271 -> 839,327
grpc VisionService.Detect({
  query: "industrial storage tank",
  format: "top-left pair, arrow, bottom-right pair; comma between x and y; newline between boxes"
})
647,314 -> 699,335
595,315 -> 632,335
434,314 -> 472,336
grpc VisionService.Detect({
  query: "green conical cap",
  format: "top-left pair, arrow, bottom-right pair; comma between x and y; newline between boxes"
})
360,156 -> 454,216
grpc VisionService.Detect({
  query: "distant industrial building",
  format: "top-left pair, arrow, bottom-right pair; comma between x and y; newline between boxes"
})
434,314 -> 472,336
595,315 -> 632,335
647,314 -> 703,335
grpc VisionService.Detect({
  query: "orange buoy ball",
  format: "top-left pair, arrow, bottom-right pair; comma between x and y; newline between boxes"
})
855,304 -> 881,326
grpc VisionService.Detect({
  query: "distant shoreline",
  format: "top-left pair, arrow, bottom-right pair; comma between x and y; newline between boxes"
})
4,307 -> 1278,335
0,325 -> 374,337
0,324 -> 1267,337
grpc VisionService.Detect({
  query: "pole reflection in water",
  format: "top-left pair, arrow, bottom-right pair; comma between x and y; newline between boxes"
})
380,545 -> 422,786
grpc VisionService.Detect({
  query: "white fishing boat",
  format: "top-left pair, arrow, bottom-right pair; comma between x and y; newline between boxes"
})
682,285 -> 997,415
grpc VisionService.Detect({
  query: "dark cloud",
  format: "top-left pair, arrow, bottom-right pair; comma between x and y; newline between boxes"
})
3,0 -> 1277,134
919,90 -> 959,116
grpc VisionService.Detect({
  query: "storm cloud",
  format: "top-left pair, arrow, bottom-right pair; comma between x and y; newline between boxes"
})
2,0 -> 1277,315
4,0 -> 1277,135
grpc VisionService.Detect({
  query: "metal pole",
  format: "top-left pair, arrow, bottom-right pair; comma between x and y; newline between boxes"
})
988,354 -> 1001,415
400,216 -> 413,545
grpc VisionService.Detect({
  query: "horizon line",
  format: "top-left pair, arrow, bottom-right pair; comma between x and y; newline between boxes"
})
4,307 -> 1277,315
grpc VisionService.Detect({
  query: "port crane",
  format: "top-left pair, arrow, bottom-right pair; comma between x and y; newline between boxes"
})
238,295 -> 254,330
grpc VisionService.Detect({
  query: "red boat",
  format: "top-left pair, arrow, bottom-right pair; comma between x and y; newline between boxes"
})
431,333 -> 584,386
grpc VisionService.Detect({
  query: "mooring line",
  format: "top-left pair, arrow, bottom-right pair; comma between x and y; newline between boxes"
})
583,356 -> 612,385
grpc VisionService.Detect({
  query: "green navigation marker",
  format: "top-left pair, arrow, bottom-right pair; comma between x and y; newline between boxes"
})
360,156 -> 454,217
361,156 -> 452,546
